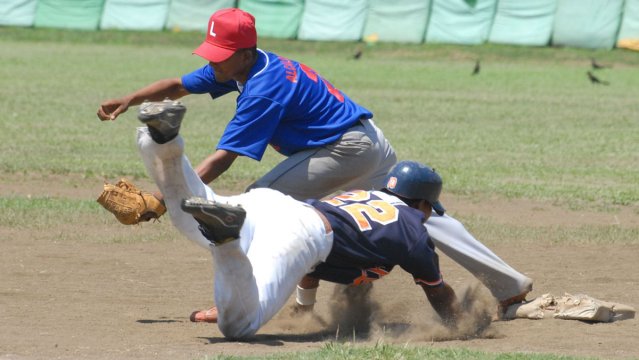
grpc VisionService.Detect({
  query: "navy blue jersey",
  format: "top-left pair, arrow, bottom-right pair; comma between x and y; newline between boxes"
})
307,190 -> 443,288
181,49 -> 373,160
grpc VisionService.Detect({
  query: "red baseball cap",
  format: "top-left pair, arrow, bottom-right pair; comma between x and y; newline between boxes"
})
193,8 -> 257,63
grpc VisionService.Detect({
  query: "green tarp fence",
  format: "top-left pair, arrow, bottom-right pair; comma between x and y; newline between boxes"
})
100,0 -> 171,31
298,0 -> 367,41
551,0 -> 624,50
2,0 -> 638,50
362,0 -> 431,44
34,0 -> 104,30
426,0 -> 497,45
488,0 -> 556,46
0,0 -> 38,26
167,0 -> 235,32
238,0 -> 303,39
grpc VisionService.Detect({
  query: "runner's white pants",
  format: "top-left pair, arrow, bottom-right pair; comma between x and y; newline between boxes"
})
137,128 -> 333,338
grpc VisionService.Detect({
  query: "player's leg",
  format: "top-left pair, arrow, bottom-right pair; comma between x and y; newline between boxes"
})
246,193 -> 332,325
425,213 -> 533,302
137,128 -> 226,249
201,189 -> 333,338
340,118 -> 397,191
246,119 -> 397,200
208,239 -> 260,338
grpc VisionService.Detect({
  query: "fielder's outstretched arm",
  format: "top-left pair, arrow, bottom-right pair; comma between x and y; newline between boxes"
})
97,78 -> 189,121
195,149 -> 239,185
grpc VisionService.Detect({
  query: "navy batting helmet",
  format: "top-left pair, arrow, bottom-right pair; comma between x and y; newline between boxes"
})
383,160 -> 446,215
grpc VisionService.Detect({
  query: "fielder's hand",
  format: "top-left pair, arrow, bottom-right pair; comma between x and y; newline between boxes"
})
97,179 -> 166,225
97,98 -> 131,121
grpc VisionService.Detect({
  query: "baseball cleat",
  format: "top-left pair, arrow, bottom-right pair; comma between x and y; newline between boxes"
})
181,197 -> 246,245
495,292 -> 530,321
138,98 -> 186,144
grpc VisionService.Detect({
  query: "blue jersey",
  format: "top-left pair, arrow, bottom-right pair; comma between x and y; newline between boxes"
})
181,49 -> 373,160
307,190 -> 444,288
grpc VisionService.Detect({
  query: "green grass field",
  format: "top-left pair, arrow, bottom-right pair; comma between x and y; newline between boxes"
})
1,27 -> 637,359
1,27 -> 637,210
203,342 -> 596,360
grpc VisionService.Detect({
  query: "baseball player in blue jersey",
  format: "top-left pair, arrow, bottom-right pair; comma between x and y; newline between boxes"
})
97,8 -> 396,200
98,8 -> 531,322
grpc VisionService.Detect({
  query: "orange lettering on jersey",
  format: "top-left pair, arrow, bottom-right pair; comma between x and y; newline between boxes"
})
299,62 -> 344,103
352,267 -> 390,285
299,63 -> 318,82
352,270 -> 371,286
279,56 -> 297,83
323,190 -> 367,206
340,200 -> 399,231
332,190 -> 370,202
321,78 -> 344,102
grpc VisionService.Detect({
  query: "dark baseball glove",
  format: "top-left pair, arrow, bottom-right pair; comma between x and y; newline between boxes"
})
97,179 -> 166,225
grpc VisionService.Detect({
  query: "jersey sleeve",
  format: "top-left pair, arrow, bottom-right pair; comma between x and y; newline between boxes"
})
216,95 -> 285,160
181,65 -> 238,98
400,231 -> 444,288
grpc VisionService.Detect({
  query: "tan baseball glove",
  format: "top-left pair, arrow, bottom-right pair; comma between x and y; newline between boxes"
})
97,179 -> 166,225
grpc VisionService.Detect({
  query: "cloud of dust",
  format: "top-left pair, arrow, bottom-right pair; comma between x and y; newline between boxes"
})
269,282 -> 498,342
393,283 -> 499,342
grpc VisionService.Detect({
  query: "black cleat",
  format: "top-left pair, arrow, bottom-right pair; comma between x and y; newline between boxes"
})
181,197 -> 246,245
138,99 -> 186,144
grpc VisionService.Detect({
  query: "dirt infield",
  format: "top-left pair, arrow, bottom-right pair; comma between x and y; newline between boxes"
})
1,177 -> 637,360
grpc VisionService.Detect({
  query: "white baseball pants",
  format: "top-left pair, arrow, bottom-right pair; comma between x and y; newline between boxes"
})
137,128 -> 333,338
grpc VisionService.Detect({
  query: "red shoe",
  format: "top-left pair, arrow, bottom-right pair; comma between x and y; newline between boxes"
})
190,306 -> 218,323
